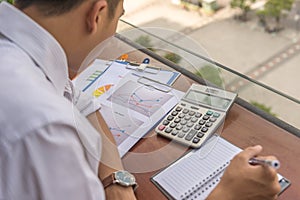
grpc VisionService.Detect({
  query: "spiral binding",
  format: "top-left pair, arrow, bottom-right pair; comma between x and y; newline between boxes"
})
180,161 -> 230,200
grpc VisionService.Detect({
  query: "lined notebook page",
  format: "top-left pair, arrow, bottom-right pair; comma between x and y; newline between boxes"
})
152,136 -> 241,200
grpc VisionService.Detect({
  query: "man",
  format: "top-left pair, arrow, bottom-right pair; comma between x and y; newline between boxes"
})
0,0 -> 280,199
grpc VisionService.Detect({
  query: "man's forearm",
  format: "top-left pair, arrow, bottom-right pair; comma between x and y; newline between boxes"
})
87,111 -> 123,177
87,111 -> 136,199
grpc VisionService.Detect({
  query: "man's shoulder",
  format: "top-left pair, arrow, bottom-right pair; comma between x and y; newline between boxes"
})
0,84 -> 74,141
0,36 -> 41,83
0,35 -> 31,61
0,42 -> 74,143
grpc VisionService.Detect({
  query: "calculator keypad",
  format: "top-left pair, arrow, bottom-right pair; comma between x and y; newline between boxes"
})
155,103 -> 224,148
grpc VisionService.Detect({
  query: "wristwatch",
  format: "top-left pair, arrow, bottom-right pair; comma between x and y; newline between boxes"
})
102,170 -> 138,191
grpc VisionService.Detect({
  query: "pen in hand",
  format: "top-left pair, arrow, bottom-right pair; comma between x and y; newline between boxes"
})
249,158 -> 280,169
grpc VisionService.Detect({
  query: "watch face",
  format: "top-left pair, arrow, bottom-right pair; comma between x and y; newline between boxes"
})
115,171 -> 136,186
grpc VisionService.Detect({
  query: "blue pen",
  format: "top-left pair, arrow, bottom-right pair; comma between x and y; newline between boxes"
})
249,158 -> 280,169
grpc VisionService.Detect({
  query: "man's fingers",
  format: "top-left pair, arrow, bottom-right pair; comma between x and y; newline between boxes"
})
240,145 -> 263,159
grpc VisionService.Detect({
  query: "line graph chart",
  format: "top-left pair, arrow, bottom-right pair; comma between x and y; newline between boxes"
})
108,80 -> 173,117
100,104 -> 144,146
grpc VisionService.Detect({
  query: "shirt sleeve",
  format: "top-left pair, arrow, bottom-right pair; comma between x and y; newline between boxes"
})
70,81 -> 102,117
2,123 -> 105,200
76,92 -> 102,117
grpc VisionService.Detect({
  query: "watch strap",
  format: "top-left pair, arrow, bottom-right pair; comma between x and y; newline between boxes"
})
102,173 -> 115,189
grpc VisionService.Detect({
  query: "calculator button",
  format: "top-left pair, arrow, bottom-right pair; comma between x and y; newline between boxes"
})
192,137 -> 200,144
197,132 -> 204,138
187,122 -> 194,127
158,125 -> 165,131
203,115 -> 210,120
175,106 -> 182,112
176,125 -> 183,130
185,129 -> 197,141
165,127 -> 173,133
163,120 -> 170,125
205,122 -> 213,127
180,120 -> 187,125
183,108 -> 189,114
198,120 -> 205,125
201,127 -> 208,133
178,132 -> 185,138
182,127 -> 190,133
195,113 -> 202,118
191,117 -> 197,123
189,111 -> 195,116
209,118 -> 217,122
194,125 -> 202,130
206,110 -> 213,116
170,123 -> 177,128
174,118 -> 181,123
180,103 -> 186,106
213,112 -> 220,118
178,113 -> 185,118
172,111 -> 178,116
167,115 -> 174,121
184,115 -> 191,120
172,130 -> 179,136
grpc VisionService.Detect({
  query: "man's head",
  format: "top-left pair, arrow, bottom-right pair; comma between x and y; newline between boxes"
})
15,0 -> 124,78
15,0 -> 121,18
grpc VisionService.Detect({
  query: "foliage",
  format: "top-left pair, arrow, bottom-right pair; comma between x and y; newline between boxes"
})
251,101 -> 277,117
0,0 -> 14,3
134,35 -> 155,52
164,52 -> 182,64
257,0 -> 295,32
261,0 -> 294,19
230,0 -> 256,21
195,65 -> 223,87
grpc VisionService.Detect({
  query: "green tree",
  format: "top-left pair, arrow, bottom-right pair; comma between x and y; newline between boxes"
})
250,101 -> 277,117
195,65 -> 223,87
164,52 -> 182,64
257,0 -> 295,32
230,0 -> 256,21
134,35 -> 155,52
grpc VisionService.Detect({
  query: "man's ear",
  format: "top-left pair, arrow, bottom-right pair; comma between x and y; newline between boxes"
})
87,0 -> 108,34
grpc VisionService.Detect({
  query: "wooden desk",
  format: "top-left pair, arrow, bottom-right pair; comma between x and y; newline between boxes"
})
122,102 -> 300,200
120,71 -> 300,200
98,36 -> 300,199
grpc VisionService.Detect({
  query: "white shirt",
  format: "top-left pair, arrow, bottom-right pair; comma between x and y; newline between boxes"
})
0,2 -> 105,200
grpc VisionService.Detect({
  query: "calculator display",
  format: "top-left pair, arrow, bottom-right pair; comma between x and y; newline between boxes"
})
184,90 -> 231,110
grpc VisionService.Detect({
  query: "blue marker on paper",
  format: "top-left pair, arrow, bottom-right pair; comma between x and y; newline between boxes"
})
143,58 -> 150,64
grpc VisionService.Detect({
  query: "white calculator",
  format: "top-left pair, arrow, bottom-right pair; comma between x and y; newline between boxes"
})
155,84 -> 237,148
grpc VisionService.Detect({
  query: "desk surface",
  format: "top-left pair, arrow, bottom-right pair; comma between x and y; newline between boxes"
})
98,37 -> 300,199
123,102 -> 300,200
120,68 -> 300,200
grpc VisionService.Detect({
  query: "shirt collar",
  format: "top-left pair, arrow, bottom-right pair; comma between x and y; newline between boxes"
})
0,2 -> 68,95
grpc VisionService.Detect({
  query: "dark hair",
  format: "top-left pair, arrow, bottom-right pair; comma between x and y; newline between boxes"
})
15,0 -> 120,17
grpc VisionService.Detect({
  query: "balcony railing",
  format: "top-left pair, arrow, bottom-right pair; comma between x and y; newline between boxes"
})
116,19 -> 300,135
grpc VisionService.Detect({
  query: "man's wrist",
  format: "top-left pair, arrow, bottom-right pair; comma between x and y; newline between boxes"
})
104,184 -> 136,200
102,170 -> 138,191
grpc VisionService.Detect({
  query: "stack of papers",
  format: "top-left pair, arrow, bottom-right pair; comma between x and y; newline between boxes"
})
73,59 -> 183,157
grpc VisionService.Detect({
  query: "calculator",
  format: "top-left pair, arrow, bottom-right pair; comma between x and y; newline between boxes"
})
155,84 -> 237,148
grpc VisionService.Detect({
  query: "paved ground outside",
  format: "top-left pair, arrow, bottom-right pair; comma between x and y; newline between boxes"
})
119,0 -> 300,129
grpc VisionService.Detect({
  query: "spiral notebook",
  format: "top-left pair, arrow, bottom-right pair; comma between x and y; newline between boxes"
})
151,136 -> 291,200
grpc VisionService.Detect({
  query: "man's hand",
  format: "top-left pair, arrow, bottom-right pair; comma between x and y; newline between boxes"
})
207,145 -> 281,200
